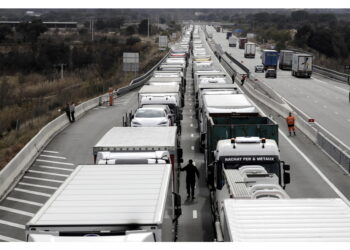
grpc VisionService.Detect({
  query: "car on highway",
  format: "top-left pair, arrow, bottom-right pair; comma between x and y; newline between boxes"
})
254,64 -> 264,73
131,107 -> 171,127
265,68 -> 277,78
141,104 -> 175,125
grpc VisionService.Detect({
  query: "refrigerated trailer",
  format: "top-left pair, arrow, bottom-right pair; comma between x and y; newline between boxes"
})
26,164 -> 182,242
244,42 -> 256,58
292,53 -> 313,78
279,50 -> 294,70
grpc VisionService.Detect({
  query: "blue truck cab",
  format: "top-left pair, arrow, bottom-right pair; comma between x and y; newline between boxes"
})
262,50 -> 279,70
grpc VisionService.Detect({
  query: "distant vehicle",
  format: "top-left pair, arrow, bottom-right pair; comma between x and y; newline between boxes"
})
244,42 -> 256,58
226,31 -> 232,40
254,64 -> 264,73
279,50 -> 294,70
292,53 -> 313,78
238,38 -> 248,49
265,68 -> 277,78
228,37 -> 237,47
131,108 -> 170,127
262,49 -> 279,70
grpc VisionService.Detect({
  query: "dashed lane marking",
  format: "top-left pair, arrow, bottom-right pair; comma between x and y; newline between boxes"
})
191,134 -> 194,138
190,124 -> 193,127
43,150 -> 59,154
0,235 -> 22,242
36,159 -> 74,166
0,205 -> 35,217
191,146 -> 195,151
323,105 -> 327,109
193,210 -> 198,219
334,112 -> 339,115
23,176 -> 64,183
35,165 -> 74,172
14,188 -> 51,197
0,219 -> 25,229
39,154 -> 67,160
6,197 -> 44,207
27,170 -> 69,177
19,182 -> 58,190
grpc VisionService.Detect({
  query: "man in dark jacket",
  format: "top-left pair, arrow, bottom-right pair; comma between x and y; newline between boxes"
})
181,159 -> 200,200
64,103 -> 71,122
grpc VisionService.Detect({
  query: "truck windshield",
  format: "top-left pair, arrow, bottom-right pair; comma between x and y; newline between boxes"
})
223,161 -> 280,177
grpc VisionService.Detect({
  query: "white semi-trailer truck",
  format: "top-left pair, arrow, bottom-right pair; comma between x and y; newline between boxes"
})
292,53 -> 313,78
244,42 -> 256,58
26,164 -> 182,242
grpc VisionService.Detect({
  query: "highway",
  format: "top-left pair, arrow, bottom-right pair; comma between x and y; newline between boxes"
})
208,26 -> 350,149
0,25 -> 350,242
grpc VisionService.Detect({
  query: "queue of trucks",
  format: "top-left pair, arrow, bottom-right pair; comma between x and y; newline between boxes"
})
24,25 -> 349,243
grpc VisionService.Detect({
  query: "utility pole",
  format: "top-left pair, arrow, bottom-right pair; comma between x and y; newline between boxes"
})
90,19 -> 94,41
60,64 -> 65,80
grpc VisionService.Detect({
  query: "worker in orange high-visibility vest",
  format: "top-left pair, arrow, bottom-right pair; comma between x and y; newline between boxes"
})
286,112 -> 296,136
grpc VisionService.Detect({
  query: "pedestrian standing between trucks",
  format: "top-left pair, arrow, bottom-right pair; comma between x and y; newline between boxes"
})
181,159 -> 200,200
241,75 -> 246,86
64,103 -> 72,122
286,112 -> 296,136
70,102 -> 76,122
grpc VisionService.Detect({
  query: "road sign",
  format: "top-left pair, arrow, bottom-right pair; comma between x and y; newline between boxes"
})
123,52 -> 139,72
159,36 -> 168,50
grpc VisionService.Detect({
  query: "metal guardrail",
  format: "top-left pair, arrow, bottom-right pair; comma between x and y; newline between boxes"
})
0,49 -> 172,200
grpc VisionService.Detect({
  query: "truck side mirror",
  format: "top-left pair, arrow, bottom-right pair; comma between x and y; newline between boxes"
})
177,148 -> 183,163
283,172 -> 291,186
172,192 -> 182,221
283,164 -> 290,171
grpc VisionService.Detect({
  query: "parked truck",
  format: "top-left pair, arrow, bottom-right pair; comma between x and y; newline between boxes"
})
244,42 -> 256,58
26,164 -> 182,242
228,37 -> 237,47
262,50 -> 279,70
238,38 -> 248,49
221,198 -> 350,242
278,50 -> 294,70
93,127 -> 183,191
292,53 -> 313,78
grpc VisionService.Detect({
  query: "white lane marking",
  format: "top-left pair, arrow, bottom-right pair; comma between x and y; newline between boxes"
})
313,78 -> 349,93
36,159 -> 74,166
23,176 -> 64,183
348,119 -> 350,122
191,134 -> 194,138
323,105 -> 327,109
35,165 -> 74,172
14,188 -> 51,197
0,219 -> 25,229
27,170 -> 69,177
43,150 -> 59,154
193,210 -> 198,219
280,130 -> 350,206
0,206 -> 35,217
334,112 -> 339,115
0,235 -> 22,242
190,124 -> 193,127
19,182 -> 58,190
39,154 -> 67,160
6,197 -> 44,207
191,146 -> 195,151
189,109 -> 192,112
190,116 -> 192,119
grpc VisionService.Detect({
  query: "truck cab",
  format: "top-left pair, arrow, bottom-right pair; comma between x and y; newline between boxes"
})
213,137 -> 290,189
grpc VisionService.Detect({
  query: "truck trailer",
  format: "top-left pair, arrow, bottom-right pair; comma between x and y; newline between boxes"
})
238,38 -> 248,49
262,50 -> 279,70
222,198 -> 350,242
244,42 -> 256,58
292,53 -> 313,78
228,37 -> 237,47
278,50 -> 294,70
26,164 -> 182,242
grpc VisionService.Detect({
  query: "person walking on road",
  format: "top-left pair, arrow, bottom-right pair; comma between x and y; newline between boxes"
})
181,159 -> 200,200
240,75 -> 247,86
64,103 -> 72,122
286,112 -> 296,136
70,102 -> 76,122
